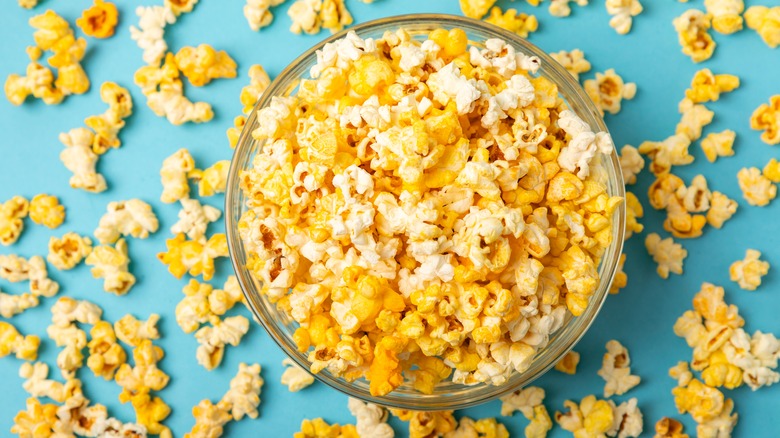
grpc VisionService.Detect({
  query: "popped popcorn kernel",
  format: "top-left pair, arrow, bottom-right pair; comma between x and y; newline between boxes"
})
281,358 -> 315,392
684,69 -> 740,105
499,386 -> 546,417
160,148 -> 196,203
48,232 -> 93,270
1,292 -> 38,319
745,6 -> 780,48
704,0 -> 744,34
737,167 -> 777,207
77,0 -> 119,39
460,0 -> 497,19
676,103 -> 714,142
700,130 -> 735,163
288,0 -> 323,35
166,0 -> 200,16
295,418 -> 356,438
392,410 -> 456,438
0,321 -> 40,361
87,320 -> 127,380
59,128 -> 107,193
158,233 -> 228,281
549,49 -> 591,81
184,399 -> 231,438
749,95 -> 780,145
764,158 -> 780,183
584,69 -> 637,115
85,238 -> 136,295
190,160 -> 230,197
244,0 -> 287,31
706,191 -> 737,229
639,134 -> 693,176
673,10 -> 717,63
555,395 -> 614,438
240,65 -> 272,114
549,0 -> 589,18
484,7 -> 539,38
115,313 -> 161,347
18,0 -> 38,9
672,379 -> 729,424
28,194 -> 65,229
447,416 -> 509,438
625,192 -> 644,240
347,398 -> 393,438
129,6 -> 176,65
172,198 -> 222,242
645,233 -> 687,279
606,0 -> 643,35
227,115 -> 247,149
598,340 -> 641,397
195,315 -> 250,370
95,199 -> 159,244
320,0 -> 353,34
0,196 -> 30,246
555,351 -> 581,374
608,398 -> 644,438
654,417 -> 689,438
221,362 -> 264,420
610,253 -> 628,294
729,249 -> 770,291
619,145 -> 645,185
115,340 -> 171,436
175,45 -> 238,87
0,254 -> 59,298
11,398 -> 58,437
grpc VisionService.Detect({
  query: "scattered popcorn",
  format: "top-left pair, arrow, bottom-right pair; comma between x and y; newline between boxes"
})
549,0 -> 589,18
673,10 -> 717,63
85,238 -> 136,295
115,339 -> 171,437
221,362 -> 264,420
598,340 -> 641,397
95,199 -> 160,244
160,148 -> 196,203
750,95 -> 780,145
706,191 -> 738,229
166,0 -> 199,16
227,115 -> 247,149
584,69 -> 636,115
171,199 -> 222,242
619,145 -> 644,185
176,278 -> 243,333
683,69 -> 740,106
549,49 -> 591,81
77,0 -> 119,39
555,395 -> 614,438
0,196 -> 29,246
555,350 -> 581,374
0,291 -> 38,318
645,233 -> 687,279
158,233 -> 228,281
115,313 -> 161,347
0,254 -> 59,297
703,0 -> 744,34
608,398 -> 643,438
59,128 -> 107,193
281,358 -> 315,392
625,192 -> 644,240
129,6 -> 176,65
700,130 -> 736,163
610,253 -> 628,294
737,167 -> 777,207
190,160 -> 230,197
745,6 -> 780,48
459,0 -> 496,19
391,410 -> 456,438
48,232 -> 93,270
87,320 -> 127,380
175,45 -> 238,87
294,418 -> 357,438
654,417 -> 689,438
484,7 -> 539,38
240,65 -> 272,114
639,134 -> 693,176
28,194 -> 65,229
18,0 -> 38,8
729,249 -> 770,291
320,0 -> 353,34
194,315 -> 250,370
244,0 -> 287,31
606,0 -> 643,35
764,158 -> 780,183
499,386 -> 545,417
0,322 -> 40,361
676,103 -> 714,142
347,398 -> 393,438
288,0 -> 323,34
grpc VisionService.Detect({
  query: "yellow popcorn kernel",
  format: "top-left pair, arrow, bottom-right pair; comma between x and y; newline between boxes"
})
288,0 -> 323,35
655,417 -> 689,438
11,398 -> 58,437
406,355 -> 451,394
764,158 -> 780,183
672,379 -> 725,423
583,68 -> 637,115
320,0 -> 353,34
555,350 -> 580,374
158,233 -> 228,281
639,134 -> 693,176
691,282 -> 744,329
559,245 -> 598,316
750,95 -> 780,145
729,249 -> 770,291
281,357 -> 315,392
348,55 -> 394,97
19,0 -> 38,8
166,0 -> 200,16
194,315 -> 250,370
609,253 -> 628,294
706,191 -> 737,229
673,10 -> 717,63
161,148 -> 196,203
606,0 -> 643,35
700,350 -> 742,389
550,49 -> 591,82
460,0 -> 496,19
676,103 -> 714,142
129,392 -> 172,438
28,194 -> 65,229
86,320 -> 127,380
429,28 -> 469,59
240,65 -> 271,114
700,130 -> 735,163
645,233 -> 687,279
745,6 -> 780,48
555,395 -> 614,437
227,115 -> 247,148
85,238 -> 136,295
0,196 -> 29,246
684,69 -> 740,104
190,160 -> 230,197
484,7 -> 539,38
115,313 -> 161,347
598,339 -> 641,397
295,418 -> 357,438
184,399 -> 232,438
704,0 -> 744,34
0,322 -> 40,361
737,167 -> 777,207
367,336 -> 405,396
76,0 -> 119,39
624,192 -> 644,240
175,44 -> 238,87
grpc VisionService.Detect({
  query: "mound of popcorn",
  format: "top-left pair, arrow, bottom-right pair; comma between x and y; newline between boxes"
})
237,28 -> 622,396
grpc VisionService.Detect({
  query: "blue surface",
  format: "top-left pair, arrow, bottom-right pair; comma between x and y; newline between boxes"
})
1,1 -> 779,436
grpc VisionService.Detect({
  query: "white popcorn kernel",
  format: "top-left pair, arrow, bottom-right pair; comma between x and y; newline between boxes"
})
95,199 -> 159,245
281,358 -> 315,392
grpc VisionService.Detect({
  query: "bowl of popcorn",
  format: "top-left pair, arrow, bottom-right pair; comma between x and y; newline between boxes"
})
226,14 -> 626,410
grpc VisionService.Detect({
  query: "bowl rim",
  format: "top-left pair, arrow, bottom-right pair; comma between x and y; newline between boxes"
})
226,13 -> 626,410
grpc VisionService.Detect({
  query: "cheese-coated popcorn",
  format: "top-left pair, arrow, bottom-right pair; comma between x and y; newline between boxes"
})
392,410 -> 456,438
172,198 -> 222,242
95,199 -> 159,244
737,167 -> 776,207
115,313 -> 161,347
684,69 -> 740,105
190,160 -> 230,197
499,386 -> 545,417
244,0 -> 286,31
484,7 -> 539,38
158,233 -> 228,280
11,398 -> 58,437
281,357 -> 315,392
673,10 -> 717,63
729,249 -> 769,291
555,350 -> 581,374
320,0 -> 353,34
639,134 -> 693,176
59,127 -> 107,193
704,0 -> 744,34
194,315 -> 250,370
745,6 -> 780,48
645,233 -> 687,279
700,130 -> 735,163
221,362 -> 264,420
598,340 -> 641,397
654,417 -> 689,438
87,320 -> 127,380
584,69 -> 636,115
764,158 -> 780,183
706,191 -> 737,229
549,49 -> 591,81
676,103 -> 714,142
77,0 -> 119,38
0,322 -> 40,361
749,95 -> 780,145
347,398 -> 393,438
606,0 -> 643,35
555,395 -> 614,438
549,0 -> 588,18
85,238 -> 136,295
175,45 -> 238,87
460,0 -> 496,19
28,194 -> 65,229
129,6 -> 176,65
48,232 -> 92,270
607,398 -> 643,438
0,196 -> 29,246
160,148 -> 196,203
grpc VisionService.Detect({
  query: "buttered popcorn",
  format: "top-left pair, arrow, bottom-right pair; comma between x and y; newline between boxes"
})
704,0 -> 744,34
499,386 -> 553,437
737,167 -> 777,207
0,196 -> 29,246
48,232 -> 93,270
238,29 -> 622,396
287,0 -> 353,35
115,313 -> 161,347
194,315 -> 250,370
0,322 -> 40,361
745,6 -> 780,49
160,148 -> 196,203
281,358 -> 315,392
750,95 -> 780,145
555,350 -> 581,374
619,145 -> 644,185
729,249 -> 769,291
682,69 -> 740,108
484,7 -> 539,39
605,0 -> 643,35
673,10 -> 717,63
700,130 -> 735,163
598,340 -> 641,397
158,233 -> 228,280
175,45 -> 237,87
95,199 -> 160,244
244,0 -> 287,31
28,194 -> 65,229
190,160 -> 230,197
584,69 -> 637,115
115,339 -> 172,437
85,238 -> 136,295
645,233 -> 687,279
171,198 -> 222,242
549,49 -> 591,81
0,254 -> 60,298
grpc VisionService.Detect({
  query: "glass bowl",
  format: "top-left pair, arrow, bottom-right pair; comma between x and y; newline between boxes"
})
226,14 -> 626,410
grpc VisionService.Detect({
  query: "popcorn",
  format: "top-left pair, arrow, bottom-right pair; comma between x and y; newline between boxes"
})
645,233 -> 687,279
18,0 -> 38,8
175,45 -> 238,87
279,357 -> 315,392
158,233 -> 228,280
160,148 -> 196,203
608,398 -> 643,438
288,0 -> 323,34
446,417 -> 509,438
115,313 -> 161,347
47,323 -> 88,378
87,321 -> 127,380
4,48 -> 62,106
221,362 -> 264,420
190,160 -> 230,197
555,395 -> 614,438
625,192 -> 644,240
129,6 -> 176,65
0,322 -> 40,361
19,362 -> 77,402
244,0 -> 287,31
764,158 -> 780,183
673,10 -> 717,63
700,130 -> 735,163
619,145 -> 645,185
557,109 -> 615,178
0,196 -> 29,246
227,115 -> 247,149
28,194 -> 65,229
555,350 -> 581,374
549,49 -> 591,81
683,69 -> 740,105
672,379 -> 737,429
749,95 -> 780,145
729,249 -> 770,291
77,0 -> 119,38
85,238 -> 136,295
320,0 -> 353,34
59,128 -> 107,193
639,134 -> 693,176
95,199 -> 160,244
499,386 -> 545,417
704,0 -> 744,34
706,191 -> 737,229
0,292 -> 39,318
0,254 -> 59,297
115,340 -> 171,437
598,340 -> 641,397
176,278 -> 242,333
459,0 -> 496,19
240,65 -> 272,114
676,103 -> 714,142
391,410 -> 456,438
347,398 -> 393,438
184,399 -> 231,438
484,7 -> 539,38
745,6 -> 780,48
172,199 -> 222,242
48,232 -> 93,270
11,398 -> 58,437
737,167 -> 777,207
584,69 -> 636,115
166,0 -> 199,16
549,0 -> 589,18
194,315 -> 250,370
295,418 -> 357,438
605,0 -> 643,35
83,81 -> 134,155
654,417 -> 689,438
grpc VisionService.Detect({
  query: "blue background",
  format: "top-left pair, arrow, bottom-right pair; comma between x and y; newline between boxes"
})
1,0 -> 779,436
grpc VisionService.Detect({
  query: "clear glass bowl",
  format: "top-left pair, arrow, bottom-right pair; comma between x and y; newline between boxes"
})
226,14 -> 626,410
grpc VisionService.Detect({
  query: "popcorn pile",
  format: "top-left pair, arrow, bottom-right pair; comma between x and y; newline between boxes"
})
238,28 -> 622,396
